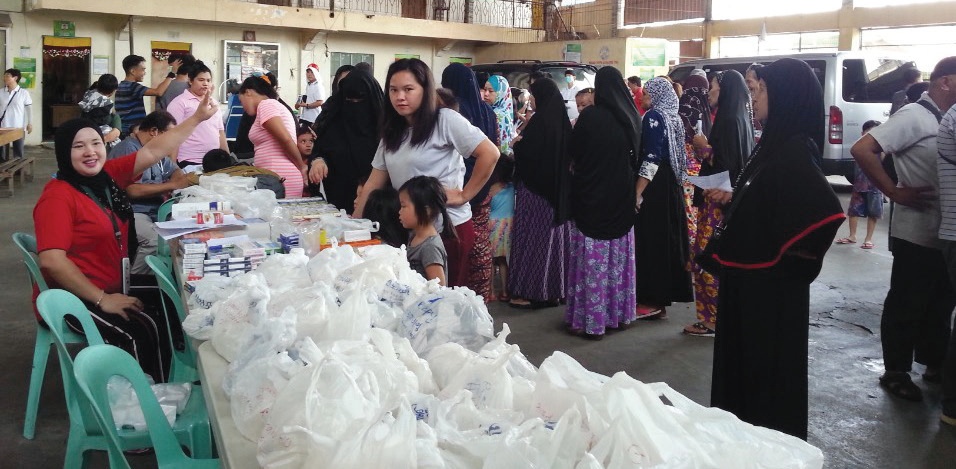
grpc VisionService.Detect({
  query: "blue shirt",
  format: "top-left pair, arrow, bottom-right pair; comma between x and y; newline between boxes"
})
108,135 -> 176,220
115,80 -> 148,135
490,184 -> 514,220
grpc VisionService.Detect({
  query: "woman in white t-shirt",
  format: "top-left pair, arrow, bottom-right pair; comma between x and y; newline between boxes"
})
354,58 -> 499,287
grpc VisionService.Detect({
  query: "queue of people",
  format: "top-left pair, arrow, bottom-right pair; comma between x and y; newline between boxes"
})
35,48 -> 956,443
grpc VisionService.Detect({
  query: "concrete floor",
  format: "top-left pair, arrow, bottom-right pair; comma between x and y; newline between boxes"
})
2,148 -> 954,468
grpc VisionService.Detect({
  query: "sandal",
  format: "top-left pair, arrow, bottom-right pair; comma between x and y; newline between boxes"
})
835,237 -> 856,244
497,292 -> 511,303
879,373 -> 923,402
861,242 -> 875,250
923,368 -> 942,384
509,298 -> 534,310
683,321 -> 715,337
636,306 -> 665,320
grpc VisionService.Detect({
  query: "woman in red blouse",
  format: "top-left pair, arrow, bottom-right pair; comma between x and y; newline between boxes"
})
34,92 -> 217,381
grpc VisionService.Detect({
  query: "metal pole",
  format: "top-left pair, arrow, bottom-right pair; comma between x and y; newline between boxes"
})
128,16 -> 134,56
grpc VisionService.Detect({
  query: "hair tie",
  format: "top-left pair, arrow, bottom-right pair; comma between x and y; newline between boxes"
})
260,75 -> 272,85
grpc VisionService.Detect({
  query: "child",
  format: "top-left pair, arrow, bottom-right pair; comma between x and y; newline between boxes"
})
79,74 -> 120,150
296,125 -> 315,160
575,87 -> 594,115
836,119 -> 884,249
489,157 -> 515,301
364,186 -> 406,248
399,176 -> 453,285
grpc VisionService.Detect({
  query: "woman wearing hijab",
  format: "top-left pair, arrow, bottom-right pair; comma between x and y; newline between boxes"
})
683,70 -> 754,337
486,75 -> 517,157
705,58 -> 844,440
634,78 -> 694,318
33,94 -> 218,382
330,64 -> 355,96
441,63 -> 499,302
508,77 -> 572,309
678,74 -> 711,245
565,67 -> 641,337
307,69 -> 384,213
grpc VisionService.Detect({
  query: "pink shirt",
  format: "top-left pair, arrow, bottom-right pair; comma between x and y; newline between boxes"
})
167,90 -> 225,164
250,99 -> 302,198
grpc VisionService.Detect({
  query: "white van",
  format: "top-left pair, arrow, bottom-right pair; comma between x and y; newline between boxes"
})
669,52 -> 916,179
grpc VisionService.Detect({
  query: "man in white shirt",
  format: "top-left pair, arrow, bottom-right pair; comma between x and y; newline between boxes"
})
295,64 -> 325,127
852,56 -> 956,404
0,68 -> 32,160
559,69 -> 582,121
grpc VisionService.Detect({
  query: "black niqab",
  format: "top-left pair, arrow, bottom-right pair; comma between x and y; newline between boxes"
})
706,70 -> 754,183
594,67 -> 642,163
441,63 -> 497,143
310,69 -> 384,213
512,78 -> 572,224
568,66 -> 642,240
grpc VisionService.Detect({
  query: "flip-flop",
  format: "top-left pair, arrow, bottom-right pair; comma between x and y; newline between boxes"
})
861,242 -> 875,249
636,306 -> 665,319
835,238 -> 856,244
683,321 -> 716,337
879,374 -> 923,402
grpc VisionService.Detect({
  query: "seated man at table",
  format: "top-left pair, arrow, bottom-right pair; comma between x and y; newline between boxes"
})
109,111 -> 190,273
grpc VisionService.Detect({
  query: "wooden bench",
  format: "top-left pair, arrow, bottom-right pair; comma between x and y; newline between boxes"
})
0,156 -> 36,197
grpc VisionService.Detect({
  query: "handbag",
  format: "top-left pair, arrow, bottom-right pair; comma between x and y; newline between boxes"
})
694,156 -> 769,275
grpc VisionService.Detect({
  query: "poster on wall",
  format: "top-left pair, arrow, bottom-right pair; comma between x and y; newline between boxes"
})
631,43 -> 667,67
53,21 -> 75,38
92,55 -> 110,76
564,44 -> 582,63
394,54 -> 421,61
449,57 -> 473,67
13,57 -> 36,89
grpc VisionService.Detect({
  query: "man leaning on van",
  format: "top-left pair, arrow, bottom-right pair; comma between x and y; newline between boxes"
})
852,56 -> 956,403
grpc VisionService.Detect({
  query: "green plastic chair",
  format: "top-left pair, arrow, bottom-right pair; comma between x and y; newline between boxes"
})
155,196 -> 182,263
74,344 -> 221,469
13,232 -> 85,440
145,254 -> 198,383
36,289 -> 213,468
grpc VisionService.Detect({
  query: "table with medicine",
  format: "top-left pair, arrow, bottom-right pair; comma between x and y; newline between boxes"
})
160,173 -> 824,469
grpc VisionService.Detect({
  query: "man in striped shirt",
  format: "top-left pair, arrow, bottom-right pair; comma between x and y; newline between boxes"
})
115,54 -> 177,137
936,93 -> 956,427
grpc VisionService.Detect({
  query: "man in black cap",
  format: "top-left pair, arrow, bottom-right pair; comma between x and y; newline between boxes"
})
852,56 -> 956,404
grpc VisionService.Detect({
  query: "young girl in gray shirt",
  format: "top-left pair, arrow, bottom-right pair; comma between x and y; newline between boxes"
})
399,176 -> 454,285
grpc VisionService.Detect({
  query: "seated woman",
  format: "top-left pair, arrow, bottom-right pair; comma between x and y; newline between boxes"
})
34,93 -> 218,382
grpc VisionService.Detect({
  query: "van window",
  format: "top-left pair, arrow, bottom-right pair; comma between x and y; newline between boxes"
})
539,67 -> 596,89
842,58 -> 912,103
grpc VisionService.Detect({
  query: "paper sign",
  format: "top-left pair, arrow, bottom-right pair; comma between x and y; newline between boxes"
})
93,56 -> 110,75
688,171 -> 733,192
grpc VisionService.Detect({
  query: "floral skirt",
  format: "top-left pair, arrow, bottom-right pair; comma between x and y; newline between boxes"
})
692,197 -> 723,324
565,224 -> 637,336
490,216 -> 512,261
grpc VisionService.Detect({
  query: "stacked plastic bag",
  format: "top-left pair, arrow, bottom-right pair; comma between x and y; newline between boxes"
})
183,244 -> 824,469
107,376 -> 192,431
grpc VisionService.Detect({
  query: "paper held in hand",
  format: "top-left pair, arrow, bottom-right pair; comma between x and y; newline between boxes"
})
688,171 -> 733,192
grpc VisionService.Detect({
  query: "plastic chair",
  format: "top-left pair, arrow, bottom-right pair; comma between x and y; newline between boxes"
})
12,232 -> 85,440
145,254 -> 198,383
74,344 -> 221,469
155,195 -> 182,263
36,289 -> 213,468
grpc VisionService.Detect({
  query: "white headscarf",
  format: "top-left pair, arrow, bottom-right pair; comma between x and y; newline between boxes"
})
645,77 -> 688,184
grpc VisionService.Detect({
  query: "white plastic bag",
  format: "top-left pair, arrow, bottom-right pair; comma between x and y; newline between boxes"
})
400,288 -> 495,357
107,375 -> 191,431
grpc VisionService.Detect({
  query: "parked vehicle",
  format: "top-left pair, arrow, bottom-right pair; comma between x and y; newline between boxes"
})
669,52 -> 916,179
470,60 -> 597,90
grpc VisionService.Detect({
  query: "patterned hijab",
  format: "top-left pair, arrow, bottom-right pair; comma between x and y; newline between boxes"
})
678,74 -> 711,142
489,75 -> 516,155
645,77 -> 688,184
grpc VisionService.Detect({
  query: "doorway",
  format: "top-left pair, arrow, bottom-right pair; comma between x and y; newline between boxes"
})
41,36 -> 90,138
401,0 -> 427,19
